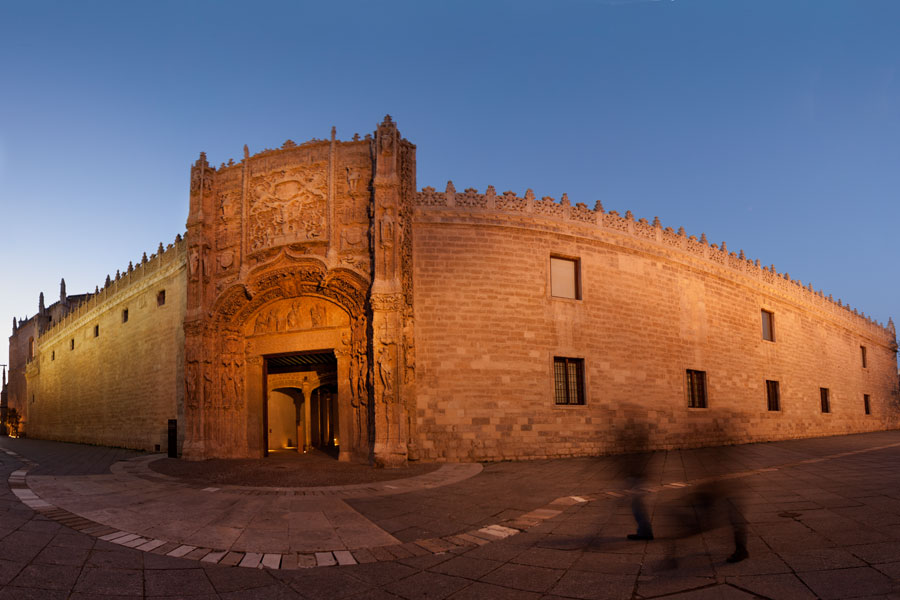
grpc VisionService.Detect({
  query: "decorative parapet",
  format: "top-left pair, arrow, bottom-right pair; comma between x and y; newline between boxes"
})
36,234 -> 188,344
203,130 -> 374,174
415,183 -> 894,341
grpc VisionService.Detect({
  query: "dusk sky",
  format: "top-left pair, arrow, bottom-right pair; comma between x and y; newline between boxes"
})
2,0 -> 899,369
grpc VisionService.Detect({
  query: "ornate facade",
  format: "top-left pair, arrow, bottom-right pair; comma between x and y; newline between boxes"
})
7,117 -> 900,465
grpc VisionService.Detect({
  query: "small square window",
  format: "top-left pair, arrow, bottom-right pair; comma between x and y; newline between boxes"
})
157,289 -> 166,306
553,357 -> 585,405
94,324 -> 99,337
761,309 -> 775,342
687,369 -> 708,408
864,394 -> 871,415
122,308 -> 129,323
550,256 -> 581,299
820,387 -> 830,413
860,346 -> 867,368
766,380 -> 780,411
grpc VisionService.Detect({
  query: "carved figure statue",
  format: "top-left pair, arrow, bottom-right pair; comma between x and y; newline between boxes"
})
221,368 -> 234,410
254,311 -> 267,334
189,247 -> 200,279
310,304 -> 326,328
379,213 -> 394,249
349,354 -> 361,408
185,363 -> 199,409
378,346 -> 394,405
380,130 -> 393,154
203,371 -> 215,408
286,302 -> 302,330
232,365 -> 244,410
221,360 -> 242,410
346,167 -> 361,194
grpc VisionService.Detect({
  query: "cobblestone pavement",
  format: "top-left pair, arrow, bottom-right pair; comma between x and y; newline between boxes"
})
1,432 -> 900,598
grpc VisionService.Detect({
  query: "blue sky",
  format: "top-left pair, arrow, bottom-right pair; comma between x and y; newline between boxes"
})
2,0 -> 899,368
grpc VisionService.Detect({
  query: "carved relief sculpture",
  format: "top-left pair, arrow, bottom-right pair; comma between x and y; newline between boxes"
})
310,304 -> 326,328
248,164 -> 328,252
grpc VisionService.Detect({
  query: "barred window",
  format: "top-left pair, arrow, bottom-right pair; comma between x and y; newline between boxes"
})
765,380 -> 780,411
687,369 -> 707,408
820,388 -> 830,413
554,357 -> 585,405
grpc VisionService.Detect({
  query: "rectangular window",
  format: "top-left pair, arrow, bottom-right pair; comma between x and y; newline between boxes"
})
864,394 -> 871,415
51,350 -> 55,361
94,324 -> 99,337
766,380 -> 780,411
820,388 -> 830,413
70,339 -> 75,350
687,369 -> 707,408
122,308 -> 129,323
553,357 -> 585,405
157,289 -> 166,306
550,256 -> 580,299
861,346 -> 867,368
761,309 -> 775,341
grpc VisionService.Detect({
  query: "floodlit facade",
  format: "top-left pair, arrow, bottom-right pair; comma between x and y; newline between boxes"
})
6,117 -> 899,465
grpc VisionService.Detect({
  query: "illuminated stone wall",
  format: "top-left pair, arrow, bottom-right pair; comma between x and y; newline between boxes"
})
6,119 -> 898,463
412,185 -> 900,460
25,241 -> 187,451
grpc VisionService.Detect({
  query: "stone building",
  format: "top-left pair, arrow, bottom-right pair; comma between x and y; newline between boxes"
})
7,117 -> 900,465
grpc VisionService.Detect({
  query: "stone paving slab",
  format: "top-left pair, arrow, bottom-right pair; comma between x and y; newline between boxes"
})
3,432 -> 900,598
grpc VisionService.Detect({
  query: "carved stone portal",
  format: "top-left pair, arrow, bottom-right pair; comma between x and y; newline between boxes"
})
183,118 -> 415,465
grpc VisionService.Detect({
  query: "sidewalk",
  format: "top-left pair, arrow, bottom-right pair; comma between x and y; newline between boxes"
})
0,432 -> 899,598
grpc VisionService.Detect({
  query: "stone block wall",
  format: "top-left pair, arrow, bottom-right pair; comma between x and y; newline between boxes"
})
25,240 -> 187,451
412,187 -> 899,461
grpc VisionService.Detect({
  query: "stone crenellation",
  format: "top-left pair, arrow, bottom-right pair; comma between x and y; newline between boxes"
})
415,183 -> 894,340
36,235 -> 187,344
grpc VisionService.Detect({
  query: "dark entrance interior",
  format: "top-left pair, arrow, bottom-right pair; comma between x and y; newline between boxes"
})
264,351 -> 338,458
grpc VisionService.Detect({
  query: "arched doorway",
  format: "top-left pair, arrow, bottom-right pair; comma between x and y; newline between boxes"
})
184,257 -> 371,461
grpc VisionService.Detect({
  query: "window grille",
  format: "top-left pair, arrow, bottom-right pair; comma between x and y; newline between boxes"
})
766,380 -> 780,411
554,357 -> 585,405
687,370 -> 707,408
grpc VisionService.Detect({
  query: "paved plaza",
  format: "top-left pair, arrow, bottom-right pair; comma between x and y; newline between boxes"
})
1,432 -> 900,598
